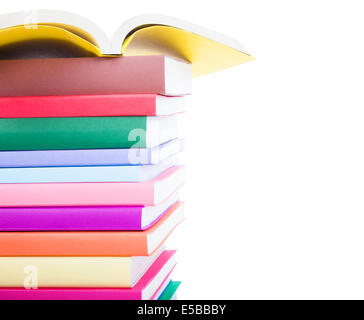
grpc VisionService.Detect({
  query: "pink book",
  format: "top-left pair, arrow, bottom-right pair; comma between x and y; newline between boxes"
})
0,166 -> 184,207
0,250 -> 176,300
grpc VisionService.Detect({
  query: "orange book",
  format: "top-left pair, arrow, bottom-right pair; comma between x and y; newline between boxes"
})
0,202 -> 184,257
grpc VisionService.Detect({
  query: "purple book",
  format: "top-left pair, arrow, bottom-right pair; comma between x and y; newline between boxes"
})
0,193 -> 178,231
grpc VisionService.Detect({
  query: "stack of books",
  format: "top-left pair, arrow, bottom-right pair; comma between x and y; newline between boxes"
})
0,10 -> 254,300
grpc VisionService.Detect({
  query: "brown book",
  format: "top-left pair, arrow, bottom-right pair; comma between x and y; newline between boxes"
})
0,55 -> 192,97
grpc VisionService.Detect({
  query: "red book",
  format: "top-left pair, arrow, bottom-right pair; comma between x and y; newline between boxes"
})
0,94 -> 185,118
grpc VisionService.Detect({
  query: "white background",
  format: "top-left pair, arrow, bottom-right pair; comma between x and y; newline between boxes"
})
3,0 -> 364,299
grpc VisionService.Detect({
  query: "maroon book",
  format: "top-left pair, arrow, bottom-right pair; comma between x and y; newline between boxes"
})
0,55 -> 191,97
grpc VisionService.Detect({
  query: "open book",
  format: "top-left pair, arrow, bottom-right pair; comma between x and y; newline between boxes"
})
0,10 -> 254,77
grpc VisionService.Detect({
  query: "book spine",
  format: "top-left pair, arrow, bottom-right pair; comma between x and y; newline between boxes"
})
0,94 -> 158,118
0,117 -> 147,151
0,206 -> 144,231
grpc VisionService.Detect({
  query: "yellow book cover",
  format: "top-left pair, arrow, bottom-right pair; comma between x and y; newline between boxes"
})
0,247 -> 164,288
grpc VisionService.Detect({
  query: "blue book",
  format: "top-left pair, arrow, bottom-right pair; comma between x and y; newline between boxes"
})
0,156 -> 177,183
0,139 -> 182,168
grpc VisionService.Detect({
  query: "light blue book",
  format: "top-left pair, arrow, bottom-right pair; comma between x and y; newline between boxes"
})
0,156 -> 177,183
0,139 -> 182,168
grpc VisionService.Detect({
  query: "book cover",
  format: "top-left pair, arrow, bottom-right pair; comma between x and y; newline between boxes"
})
0,247 -> 164,287
0,115 -> 178,151
0,94 -> 185,118
158,281 -> 181,300
0,156 -> 177,183
0,56 -> 191,97
0,139 -> 182,167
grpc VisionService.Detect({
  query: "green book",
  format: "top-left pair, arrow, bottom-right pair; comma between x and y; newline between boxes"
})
0,116 -> 178,151
158,281 -> 181,300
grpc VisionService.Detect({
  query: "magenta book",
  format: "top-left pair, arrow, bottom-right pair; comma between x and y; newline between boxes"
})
0,193 -> 178,231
